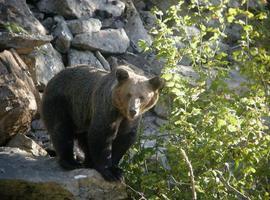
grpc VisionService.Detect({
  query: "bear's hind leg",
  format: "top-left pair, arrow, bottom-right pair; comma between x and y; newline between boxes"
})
50,122 -> 81,170
77,133 -> 94,168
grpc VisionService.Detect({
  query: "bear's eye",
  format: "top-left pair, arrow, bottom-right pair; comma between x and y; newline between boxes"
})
127,93 -> 132,98
139,96 -> 145,101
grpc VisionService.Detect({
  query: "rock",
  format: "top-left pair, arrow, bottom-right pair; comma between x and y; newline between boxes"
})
152,0 -> 178,11
41,17 -> 55,33
154,118 -> 167,126
31,119 -> 46,131
0,147 -> 128,200
139,11 -> 157,30
141,139 -> 156,148
72,28 -> 130,54
0,0 -> 47,35
153,97 -> 171,119
7,134 -> 47,156
95,0 -> 126,19
124,0 -> 152,52
225,70 -> 248,93
67,18 -> 102,35
21,44 -> 65,91
27,130 -> 51,151
53,20 -> 73,53
28,4 -> 45,21
184,26 -> 200,38
0,50 -> 38,145
0,32 -> 53,54
118,52 -> 163,75
225,24 -> 242,44
68,49 -> 103,69
37,0 -> 125,19
101,18 -> 125,29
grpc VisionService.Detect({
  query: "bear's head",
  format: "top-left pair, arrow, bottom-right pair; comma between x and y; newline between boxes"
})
112,67 -> 165,121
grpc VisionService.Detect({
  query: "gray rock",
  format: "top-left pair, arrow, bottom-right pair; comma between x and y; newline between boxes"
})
72,28 -> 130,54
124,0 -> 152,52
67,18 -> 102,35
225,24 -> 242,44
21,44 -> 65,91
148,0 -> 179,12
7,134 -> 47,156
0,147 -> 128,200
53,20 -> 73,53
139,11 -> 157,31
153,97 -> 171,119
118,52 -> 163,75
41,17 -> 55,33
101,18 -> 125,29
184,26 -> 200,38
68,49 -> 103,69
154,118 -> 167,127
100,0 -> 125,18
0,50 -> 38,145
27,130 -> 51,150
225,70 -> 248,93
31,119 -> 46,131
0,32 -> 53,54
0,0 -> 47,35
37,0 -> 125,19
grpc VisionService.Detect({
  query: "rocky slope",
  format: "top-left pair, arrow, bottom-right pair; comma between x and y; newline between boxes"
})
1,0 -> 263,199
0,0 -> 166,199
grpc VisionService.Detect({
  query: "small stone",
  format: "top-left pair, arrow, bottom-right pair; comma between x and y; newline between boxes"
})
7,134 -> 47,157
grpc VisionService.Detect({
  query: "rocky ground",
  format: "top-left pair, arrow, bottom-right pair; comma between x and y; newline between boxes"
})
0,0 -> 168,199
0,0 -> 263,199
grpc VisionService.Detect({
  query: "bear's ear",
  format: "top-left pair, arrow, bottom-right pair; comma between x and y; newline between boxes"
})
149,76 -> 165,91
116,68 -> 129,83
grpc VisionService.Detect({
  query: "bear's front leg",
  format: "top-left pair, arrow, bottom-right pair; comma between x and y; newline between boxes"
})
88,123 -> 120,181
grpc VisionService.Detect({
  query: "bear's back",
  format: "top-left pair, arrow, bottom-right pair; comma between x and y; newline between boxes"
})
41,65 -> 110,131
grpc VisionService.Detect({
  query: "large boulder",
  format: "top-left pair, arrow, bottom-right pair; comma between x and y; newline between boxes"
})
21,44 -> 65,92
0,50 -> 38,145
72,28 -> 130,54
0,147 -> 128,200
37,0 -> 125,19
124,0 -> 152,52
0,0 -> 47,35
68,49 -> 103,69
0,32 -> 53,54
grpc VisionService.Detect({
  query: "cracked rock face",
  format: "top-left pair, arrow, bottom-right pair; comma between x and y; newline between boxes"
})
0,50 -> 38,145
0,147 -> 128,200
0,0 -> 47,35
37,0 -> 125,19
21,44 -> 65,92
72,28 -> 130,54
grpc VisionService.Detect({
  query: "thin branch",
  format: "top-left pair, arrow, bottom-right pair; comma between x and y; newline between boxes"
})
216,173 -> 251,200
180,148 -> 197,200
122,181 -> 147,200
95,51 -> 111,71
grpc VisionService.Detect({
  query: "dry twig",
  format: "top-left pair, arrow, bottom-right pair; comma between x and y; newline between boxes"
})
180,148 -> 197,200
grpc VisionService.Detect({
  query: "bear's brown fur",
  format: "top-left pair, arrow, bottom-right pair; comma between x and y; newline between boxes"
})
41,65 -> 164,181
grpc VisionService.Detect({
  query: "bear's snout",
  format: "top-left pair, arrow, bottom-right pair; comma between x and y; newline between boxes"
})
129,109 -> 137,117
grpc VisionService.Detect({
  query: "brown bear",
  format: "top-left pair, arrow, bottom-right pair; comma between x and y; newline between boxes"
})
41,64 -> 164,181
